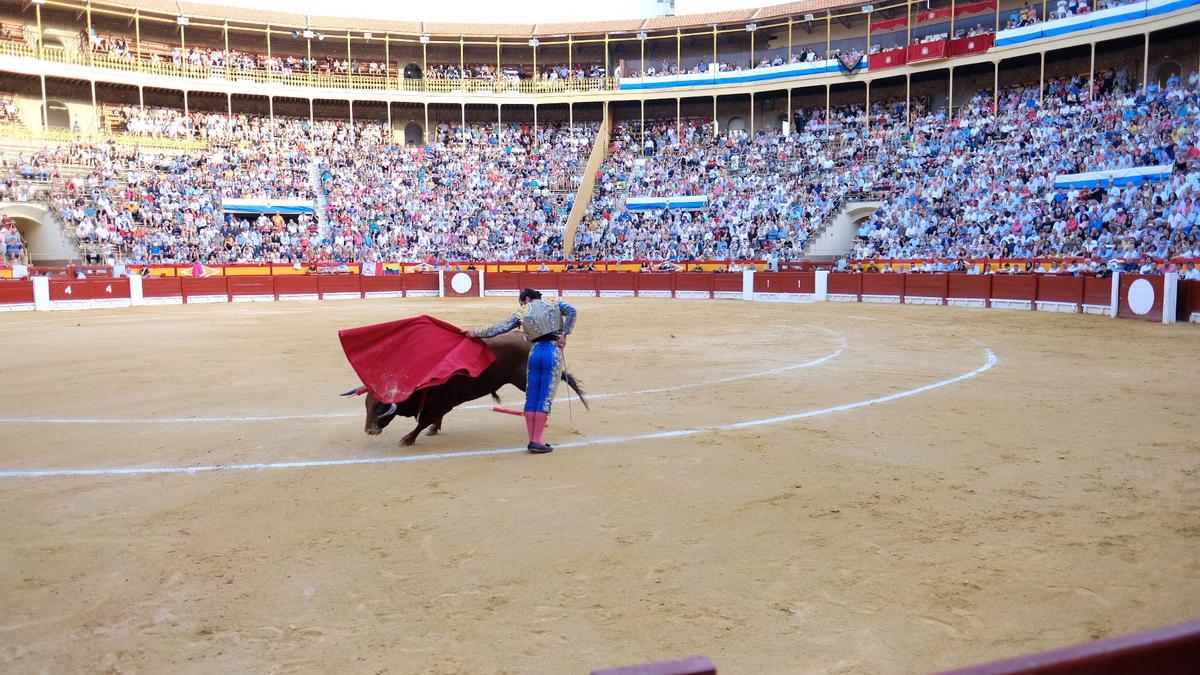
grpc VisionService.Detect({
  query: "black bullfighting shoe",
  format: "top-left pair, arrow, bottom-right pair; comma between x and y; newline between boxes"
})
527,442 -> 554,454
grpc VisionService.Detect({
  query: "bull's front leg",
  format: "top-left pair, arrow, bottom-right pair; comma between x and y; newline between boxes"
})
400,423 -> 422,447
426,416 -> 443,436
401,410 -> 442,446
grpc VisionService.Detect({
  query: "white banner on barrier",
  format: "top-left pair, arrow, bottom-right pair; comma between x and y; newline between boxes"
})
990,299 -> 1032,310
904,296 -> 944,306
142,296 -> 183,305
861,295 -> 902,304
753,293 -> 815,303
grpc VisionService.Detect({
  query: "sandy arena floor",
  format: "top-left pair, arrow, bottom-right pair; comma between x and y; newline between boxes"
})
0,298 -> 1198,674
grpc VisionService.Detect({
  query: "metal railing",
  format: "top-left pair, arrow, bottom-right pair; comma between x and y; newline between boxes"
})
1,40 -> 618,95
0,121 -> 205,151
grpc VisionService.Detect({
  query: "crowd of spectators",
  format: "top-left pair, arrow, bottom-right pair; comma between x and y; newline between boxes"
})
1,93 -> 19,124
320,121 -> 597,263
1,214 -> 26,264
628,47 -> 825,78
39,112 -> 330,264
3,64 -> 1197,269
573,115 -> 873,261
848,69 -> 1200,267
1005,0 -> 1138,29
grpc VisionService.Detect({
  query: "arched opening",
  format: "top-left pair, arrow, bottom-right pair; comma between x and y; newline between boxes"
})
1155,61 -> 1182,87
42,100 -> 70,130
775,113 -> 787,132
1,214 -> 31,265
403,63 -> 423,79
404,122 -> 423,145
726,116 -> 745,132
0,205 -> 74,265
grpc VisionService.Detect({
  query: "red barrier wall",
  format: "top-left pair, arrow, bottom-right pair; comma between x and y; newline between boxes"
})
675,272 -> 715,296
142,277 -> 183,299
49,278 -> 129,301
559,273 -> 599,295
636,274 -> 673,294
902,274 -> 948,301
714,274 -> 742,293
754,272 -> 815,294
861,273 -> 904,297
1117,274 -> 1165,321
15,272 -> 1193,328
405,272 -> 440,292
598,274 -> 638,293
991,275 -> 1037,303
519,272 -> 559,292
274,275 -> 320,297
227,276 -> 275,298
948,274 -> 991,300
945,619 -> 1200,675
1082,276 -> 1112,308
181,277 -> 229,302
1036,275 -> 1084,306
318,276 -> 363,298
359,275 -> 403,295
828,273 -> 862,299
0,279 -> 34,305
1182,280 -> 1200,319
486,272 -> 521,291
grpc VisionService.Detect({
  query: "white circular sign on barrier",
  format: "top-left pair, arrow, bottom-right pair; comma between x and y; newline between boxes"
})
1127,278 -> 1155,315
450,272 -> 473,294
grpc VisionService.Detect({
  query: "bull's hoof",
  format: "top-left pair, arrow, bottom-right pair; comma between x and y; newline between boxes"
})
426,427 -> 440,436
527,442 -> 553,454
399,436 -> 417,447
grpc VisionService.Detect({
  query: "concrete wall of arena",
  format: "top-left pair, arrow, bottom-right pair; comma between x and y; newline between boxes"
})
0,202 -> 76,264
10,93 -> 101,134
1,270 -> 1195,325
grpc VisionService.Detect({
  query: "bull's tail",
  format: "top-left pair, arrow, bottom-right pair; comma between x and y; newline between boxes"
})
490,391 -> 502,404
561,372 -> 590,411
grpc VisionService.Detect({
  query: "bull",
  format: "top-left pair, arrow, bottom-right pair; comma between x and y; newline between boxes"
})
349,332 -> 587,446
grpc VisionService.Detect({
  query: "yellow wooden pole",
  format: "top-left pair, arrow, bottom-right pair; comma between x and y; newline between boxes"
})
788,19 -> 793,62
825,14 -> 831,60
36,3 -> 44,60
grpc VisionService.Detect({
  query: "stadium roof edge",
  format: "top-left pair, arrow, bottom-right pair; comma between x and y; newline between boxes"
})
77,0 -> 865,37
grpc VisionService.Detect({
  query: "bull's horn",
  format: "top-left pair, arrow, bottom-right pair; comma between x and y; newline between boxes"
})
341,386 -> 368,397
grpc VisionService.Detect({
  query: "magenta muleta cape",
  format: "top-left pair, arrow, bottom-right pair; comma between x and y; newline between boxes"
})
338,315 -> 495,403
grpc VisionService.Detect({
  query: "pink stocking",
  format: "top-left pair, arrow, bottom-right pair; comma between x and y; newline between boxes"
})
524,412 -> 536,442
531,412 -> 549,445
